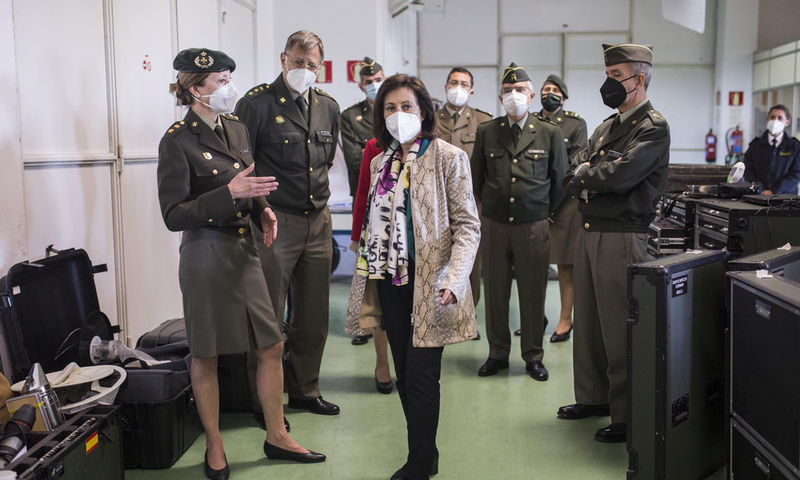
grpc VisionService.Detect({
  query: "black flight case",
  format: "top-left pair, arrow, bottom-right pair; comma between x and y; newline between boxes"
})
627,249 -> 728,479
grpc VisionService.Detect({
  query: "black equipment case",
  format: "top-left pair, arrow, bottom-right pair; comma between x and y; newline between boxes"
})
727,246 -> 800,281
3,405 -> 124,480
0,247 -> 202,469
727,272 -> 800,479
627,250 -> 728,479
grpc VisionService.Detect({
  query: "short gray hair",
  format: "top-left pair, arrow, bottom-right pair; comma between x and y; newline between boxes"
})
500,81 -> 534,94
630,61 -> 652,90
284,30 -> 324,61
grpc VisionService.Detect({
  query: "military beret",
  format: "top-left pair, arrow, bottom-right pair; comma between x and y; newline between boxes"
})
173,48 -> 236,73
501,63 -> 530,84
359,57 -> 382,77
542,74 -> 568,99
602,43 -> 653,66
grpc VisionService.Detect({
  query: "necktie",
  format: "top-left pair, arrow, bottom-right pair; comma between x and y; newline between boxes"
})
214,125 -> 227,149
296,95 -> 309,125
511,124 -> 521,147
611,115 -> 621,132
452,112 -> 460,125
772,139 -> 778,150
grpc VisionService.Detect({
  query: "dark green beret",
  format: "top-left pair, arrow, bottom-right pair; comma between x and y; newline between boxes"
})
359,57 -> 382,77
602,43 -> 653,66
542,74 -> 568,99
173,48 -> 236,73
501,63 -> 530,84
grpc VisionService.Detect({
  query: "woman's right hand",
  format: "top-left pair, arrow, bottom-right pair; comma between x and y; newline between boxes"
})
228,163 -> 278,199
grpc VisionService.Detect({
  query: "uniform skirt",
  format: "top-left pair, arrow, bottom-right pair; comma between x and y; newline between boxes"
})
178,227 -> 282,358
549,197 -> 582,265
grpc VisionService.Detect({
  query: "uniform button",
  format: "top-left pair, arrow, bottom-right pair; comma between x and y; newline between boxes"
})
212,169 -> 218,175
584,223 -> 590,229
208,219 -> 213,223
310,195 -> 314,199
236,212 -> 242,218
284,140 -> 289,144
509,217 -> 514,222
307,139 -> 311,144
581,180 -> 585,184
632,120 -> 637,125
599,136 -> 604,142
233,163 -> 240,169
510,197 -> 515,203
512,158 -> 518,164
238,227 -> 246,234
600,150 -> 605,156
511,177 -> 517,183
309,167 -> 314,172
534,154 -> 539,159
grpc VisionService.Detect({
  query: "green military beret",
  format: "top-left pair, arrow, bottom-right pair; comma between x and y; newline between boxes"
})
543,74 -> 568,99
602,43 -> 653,66
360,57 -> 382,77
173,48 -> 236,73
501,63 -> 530,84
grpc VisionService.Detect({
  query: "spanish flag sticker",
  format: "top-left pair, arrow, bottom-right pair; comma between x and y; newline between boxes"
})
86,431 -> 99,455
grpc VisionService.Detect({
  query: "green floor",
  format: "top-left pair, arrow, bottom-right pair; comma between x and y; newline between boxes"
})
127,277 -> 727,480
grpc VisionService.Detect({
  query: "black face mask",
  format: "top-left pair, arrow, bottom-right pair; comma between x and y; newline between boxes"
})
540,93 -> 562,112
600,75 -> 638,109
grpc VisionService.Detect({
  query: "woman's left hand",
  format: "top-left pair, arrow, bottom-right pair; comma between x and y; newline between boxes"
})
261,208 -> 278,247
438,289 -> 457,305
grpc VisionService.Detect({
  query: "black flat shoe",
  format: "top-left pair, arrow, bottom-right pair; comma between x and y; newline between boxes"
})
204,451 -> 230,480
252,413 -> 291,432
376,376 -> 393,394
472,330 -> 481,341
550,325 -> 573,343
288,396 -> 340,415
478,358 -> 509,377
525,361 -> 549,381
514,328 -> 521,336
557,403 -> 611,420
351,335 -> 371,345
595,423 -> 627,443
263,441 -> 326,463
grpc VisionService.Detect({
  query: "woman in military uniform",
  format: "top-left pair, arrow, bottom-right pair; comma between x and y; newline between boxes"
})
157,48 -> 324,480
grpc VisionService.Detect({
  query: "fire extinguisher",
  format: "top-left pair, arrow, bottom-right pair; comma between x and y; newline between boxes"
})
725,124 -> 744,166
705,129 -> 717,163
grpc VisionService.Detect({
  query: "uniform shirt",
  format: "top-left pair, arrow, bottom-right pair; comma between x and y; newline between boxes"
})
157,108 -> 268,234
234,74 -> 340,216
340,99 -> 374,171
436,105 -> 492,159
472,112 -> 568,224
743,131 -> 800,193
564,101 -> 670,233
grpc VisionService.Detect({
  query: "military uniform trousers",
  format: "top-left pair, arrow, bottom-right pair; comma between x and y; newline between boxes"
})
549,197 -> 581,265
179,227 -> 282,359
573,229 -> 648,423
248,206 -> 333,400
482,216 -> 550,363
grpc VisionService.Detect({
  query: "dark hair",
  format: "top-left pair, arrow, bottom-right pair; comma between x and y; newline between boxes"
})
769,104 -> 791,120
169,72 -> 211,106
373,74 -> 439,150
447,67 -> 474,87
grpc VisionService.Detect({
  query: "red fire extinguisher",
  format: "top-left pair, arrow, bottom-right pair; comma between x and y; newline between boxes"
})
725,125 -> 745,166
705,129 -> 717,163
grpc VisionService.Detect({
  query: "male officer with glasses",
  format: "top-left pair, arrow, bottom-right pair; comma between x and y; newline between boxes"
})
235,29 -> 342,418
436,67 -> 492,322
471,63 -> 567,382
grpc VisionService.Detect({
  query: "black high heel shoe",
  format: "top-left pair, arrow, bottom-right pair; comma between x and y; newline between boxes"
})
550,325 -> 573,343
263,441 -> 326,463
204,451 -> 230,480
376,372 -> 393,394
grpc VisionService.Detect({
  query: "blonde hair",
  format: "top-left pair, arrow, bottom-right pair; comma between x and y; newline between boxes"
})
283,30 -> 325,61
168,72 -> 210,106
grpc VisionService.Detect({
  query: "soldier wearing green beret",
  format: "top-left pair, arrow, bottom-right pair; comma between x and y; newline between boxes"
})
558,43 -> 670,444
471,63 -> 568,382
234,30 -> 342,421
530,75 -> 587,344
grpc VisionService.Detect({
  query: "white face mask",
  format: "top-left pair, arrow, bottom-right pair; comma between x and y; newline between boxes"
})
767,119 -> 787,136
386,111 -> 422,144
365,81 -> 382,101
502,91 -> 530,118
194,82 -> 238,115
285,61 -> 318,93
446,86 -> 470,108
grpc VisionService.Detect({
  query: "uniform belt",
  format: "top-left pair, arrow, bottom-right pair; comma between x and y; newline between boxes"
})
203,225 -> 251,238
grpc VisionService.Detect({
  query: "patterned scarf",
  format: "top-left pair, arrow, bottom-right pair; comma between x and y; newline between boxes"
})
356,139 -> 418,286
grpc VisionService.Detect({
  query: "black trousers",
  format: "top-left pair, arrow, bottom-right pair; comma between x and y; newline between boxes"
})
377,268 -> 443,478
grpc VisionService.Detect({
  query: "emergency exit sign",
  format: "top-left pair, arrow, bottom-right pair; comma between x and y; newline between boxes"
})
729,91 -> 744,106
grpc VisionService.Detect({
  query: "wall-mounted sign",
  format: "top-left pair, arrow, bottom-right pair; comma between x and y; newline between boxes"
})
347,60 -> 362,83
729,91 -> 744,107
316,60 -> 332,83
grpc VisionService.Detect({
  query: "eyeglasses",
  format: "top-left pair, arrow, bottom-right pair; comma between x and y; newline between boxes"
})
447,80 -> 472,89
286,58 -> 320,73
501,86 -> 530,95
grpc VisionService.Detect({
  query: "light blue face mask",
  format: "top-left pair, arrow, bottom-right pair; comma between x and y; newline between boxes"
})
365,81 -> 382,101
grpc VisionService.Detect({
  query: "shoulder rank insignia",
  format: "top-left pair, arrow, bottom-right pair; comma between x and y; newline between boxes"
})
246,84 -> 269,98
314,87 -> 338,104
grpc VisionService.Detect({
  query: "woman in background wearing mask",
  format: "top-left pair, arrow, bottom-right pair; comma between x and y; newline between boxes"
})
743,104 -> 800,195
158,48 -> 324,480
346,74 -> 481,480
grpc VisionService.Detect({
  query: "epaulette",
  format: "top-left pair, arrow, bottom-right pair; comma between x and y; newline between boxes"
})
224,113 -> 241,123
245,83 -> 270,98
538,115 -> 558,127
474,107 -> 493,118
344,101 -> 361,113
314,87 -> 338,104
646,109 -> 667,125
564,110 -> 582,119
165,120 -> 187,135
